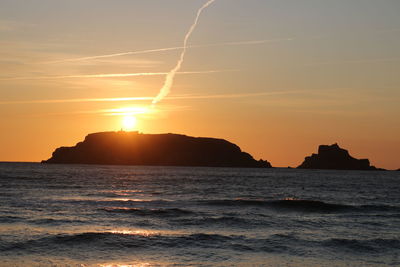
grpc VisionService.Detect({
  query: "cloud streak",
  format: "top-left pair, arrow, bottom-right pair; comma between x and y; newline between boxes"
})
0,70 -> 233,81
0,91 -> 303,105
305,58 -> 400,66
43,38 -> 293,64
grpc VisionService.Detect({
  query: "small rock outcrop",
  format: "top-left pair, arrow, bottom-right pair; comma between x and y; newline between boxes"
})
42,131 -> 272,168
297,143 -> 379,170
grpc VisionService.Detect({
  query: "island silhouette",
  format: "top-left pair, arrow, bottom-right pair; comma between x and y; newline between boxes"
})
42,131 -> 272,168
297,143 -> 381,170
43,132 -> 389,170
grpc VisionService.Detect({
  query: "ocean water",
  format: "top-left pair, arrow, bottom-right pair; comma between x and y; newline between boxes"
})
0,163 -> 399,267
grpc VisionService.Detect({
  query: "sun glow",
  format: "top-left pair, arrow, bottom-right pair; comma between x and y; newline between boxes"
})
107,105 -> 155,131
122,116 -> 137,131
106,106 -> 151,116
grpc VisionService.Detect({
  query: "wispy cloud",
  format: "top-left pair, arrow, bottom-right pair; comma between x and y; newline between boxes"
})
42,38 -> 293,64
0,20 -> 33,32
0,70 -> 234,81
0,97 -> 153,105
305,58 -> 400,67
102,106 -> 152,116
0,91 -> 303,105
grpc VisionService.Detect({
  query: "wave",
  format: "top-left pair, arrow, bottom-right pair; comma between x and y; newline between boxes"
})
201,199 -> 400,213
101,207 -> 195,217
172,216 -> 252,227
103,207 -> 270,227
27,218 -> 86,226
2,231 -> 398,255
0,232 -> 237,253
58,198 -> 171,207
323,238 -> 400,253
0,215 -> 87,226
0,215 -> 25,223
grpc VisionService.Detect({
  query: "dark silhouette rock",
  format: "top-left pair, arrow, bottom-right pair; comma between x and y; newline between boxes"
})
297,143 -> 380,170
42,131 -> 272,168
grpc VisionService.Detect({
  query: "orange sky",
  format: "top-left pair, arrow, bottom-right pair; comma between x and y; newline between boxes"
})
0,0 -> 399,169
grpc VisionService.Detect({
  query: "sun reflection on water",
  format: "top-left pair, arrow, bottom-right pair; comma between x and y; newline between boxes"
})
100,263 -> 151,267
109,229 -> 157,237
112,198 -> 151,202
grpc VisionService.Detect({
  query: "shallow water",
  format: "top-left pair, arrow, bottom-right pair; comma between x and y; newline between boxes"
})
0,162 -> 399,266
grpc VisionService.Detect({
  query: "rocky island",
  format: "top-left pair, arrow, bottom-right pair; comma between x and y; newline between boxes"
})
43,131 -> 272,168
297,143 -> 380,170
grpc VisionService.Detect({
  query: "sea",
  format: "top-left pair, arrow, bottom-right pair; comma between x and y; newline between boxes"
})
0,162 -> 399,267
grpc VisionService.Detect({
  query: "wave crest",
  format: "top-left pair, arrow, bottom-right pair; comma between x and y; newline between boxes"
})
101,207 -> 195,217
201,199 -> 400,213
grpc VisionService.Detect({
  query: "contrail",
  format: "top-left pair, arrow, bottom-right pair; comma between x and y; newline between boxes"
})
44,47 -> 183,64
43,38 -> 292,64
39,27 -> 400,64
152,0 -> 217,105
0,70 -> 232,81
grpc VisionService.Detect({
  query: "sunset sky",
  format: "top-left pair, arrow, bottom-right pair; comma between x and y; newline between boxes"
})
0,0 -> 399,169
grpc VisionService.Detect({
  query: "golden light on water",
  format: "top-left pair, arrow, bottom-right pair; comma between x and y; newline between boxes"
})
110,229 -> 157,237
99,263 -> 151,267
112,198 -> 148,202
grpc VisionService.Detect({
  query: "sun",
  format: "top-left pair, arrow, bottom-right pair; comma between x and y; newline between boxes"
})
122,115 -> 137,131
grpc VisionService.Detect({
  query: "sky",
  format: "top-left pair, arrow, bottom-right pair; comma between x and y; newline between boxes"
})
0,0 -> 399,169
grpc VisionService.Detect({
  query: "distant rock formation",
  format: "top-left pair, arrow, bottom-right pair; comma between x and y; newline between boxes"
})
43,131 -> 272,168
297,143 -> 380,170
